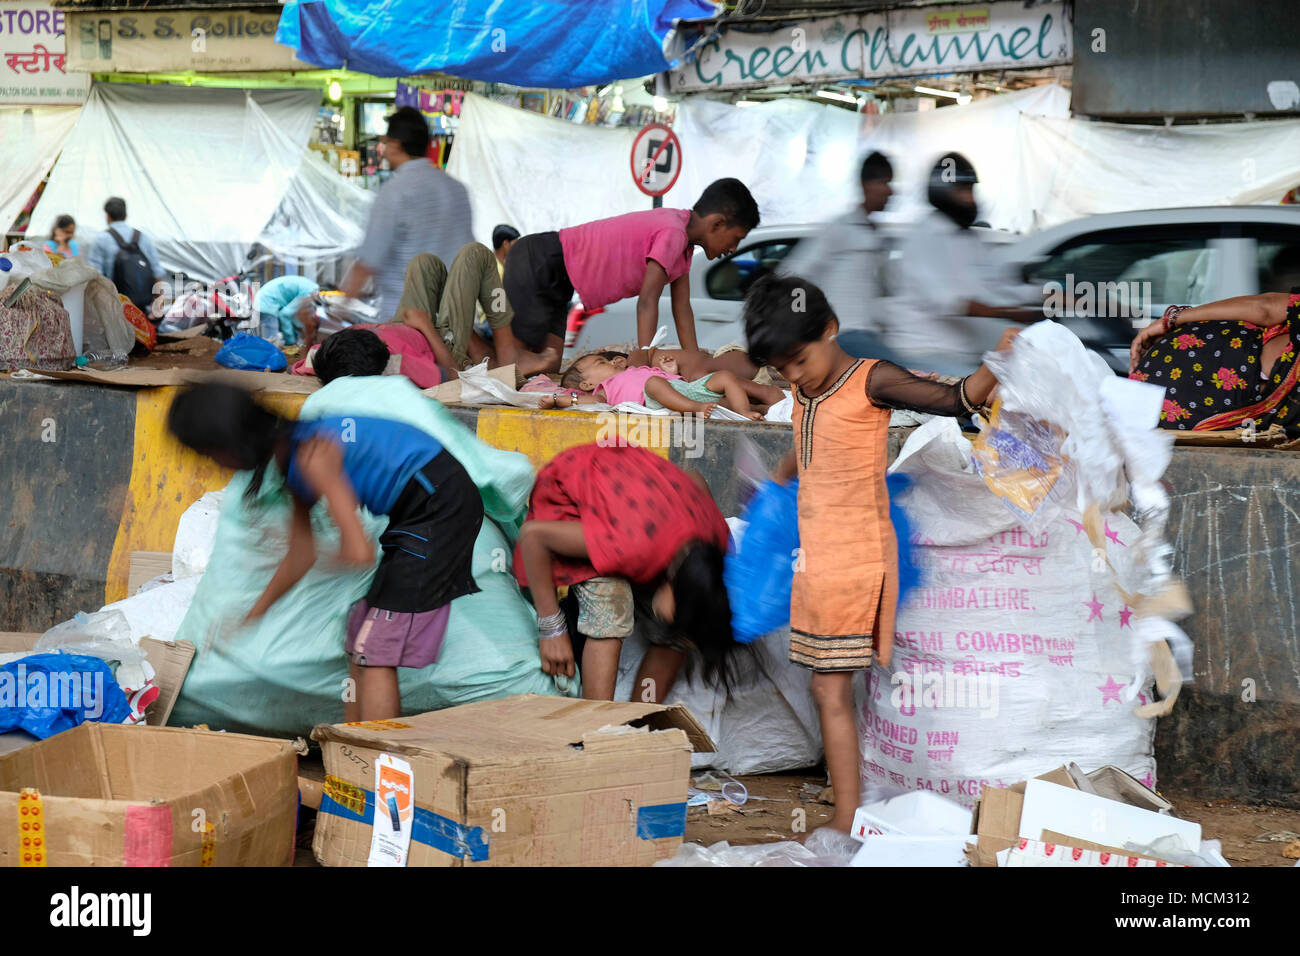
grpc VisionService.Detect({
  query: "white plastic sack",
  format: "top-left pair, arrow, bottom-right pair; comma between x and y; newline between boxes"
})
30,257 -> 135,359
859,419 -> 1157,809
614,623 -> 822,775
172,491 -> 225,579
100,576 -> 201,646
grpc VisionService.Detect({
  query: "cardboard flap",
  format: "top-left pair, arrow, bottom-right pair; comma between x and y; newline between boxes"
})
27,366 -> 320,393
311,694 -> 715,762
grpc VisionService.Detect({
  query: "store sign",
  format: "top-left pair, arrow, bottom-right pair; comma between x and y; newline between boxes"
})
66,7 -> 312,73
669,0 -> 1071,93
0,1 -> 90,104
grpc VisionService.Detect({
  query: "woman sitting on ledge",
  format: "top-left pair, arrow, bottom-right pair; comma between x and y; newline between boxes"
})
1130,276 -> 1300,438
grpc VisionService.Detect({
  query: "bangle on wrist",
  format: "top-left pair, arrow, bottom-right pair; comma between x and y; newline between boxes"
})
958,377 -> 978,416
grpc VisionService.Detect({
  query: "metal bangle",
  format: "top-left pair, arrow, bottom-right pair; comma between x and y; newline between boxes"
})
958,376 -> 978,416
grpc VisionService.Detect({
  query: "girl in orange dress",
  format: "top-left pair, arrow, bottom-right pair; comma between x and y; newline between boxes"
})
744,275 -> 1016,835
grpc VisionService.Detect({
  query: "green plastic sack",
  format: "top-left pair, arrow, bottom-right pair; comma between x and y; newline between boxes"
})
170,377 -> 575,737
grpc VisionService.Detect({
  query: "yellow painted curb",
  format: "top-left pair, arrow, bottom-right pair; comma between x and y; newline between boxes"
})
104,388 -> 307,604
474,407 -> 670,471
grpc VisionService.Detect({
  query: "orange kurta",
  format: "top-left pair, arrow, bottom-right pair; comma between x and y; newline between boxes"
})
790,359 -> 898,669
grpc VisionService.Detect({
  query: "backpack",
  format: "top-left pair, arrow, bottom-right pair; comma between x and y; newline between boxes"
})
108,227 -> 155,314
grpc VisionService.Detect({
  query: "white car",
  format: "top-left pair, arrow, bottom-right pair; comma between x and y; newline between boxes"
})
570,207 -> 1300,373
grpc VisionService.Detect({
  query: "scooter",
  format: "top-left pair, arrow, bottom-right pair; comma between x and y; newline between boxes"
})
157,251 -> 277,339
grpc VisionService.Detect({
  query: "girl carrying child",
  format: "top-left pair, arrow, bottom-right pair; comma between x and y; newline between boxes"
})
168,383 -> 484,721
743,275 -> 1018,837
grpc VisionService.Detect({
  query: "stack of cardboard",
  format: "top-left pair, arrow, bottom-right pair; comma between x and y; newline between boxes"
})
969,763 -> 1204,867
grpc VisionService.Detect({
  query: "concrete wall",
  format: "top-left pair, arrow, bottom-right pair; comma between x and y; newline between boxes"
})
2,379 -> 1297,803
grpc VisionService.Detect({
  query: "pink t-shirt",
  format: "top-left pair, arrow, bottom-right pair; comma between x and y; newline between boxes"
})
598,365 -> 682,407
558,208 -> 694,310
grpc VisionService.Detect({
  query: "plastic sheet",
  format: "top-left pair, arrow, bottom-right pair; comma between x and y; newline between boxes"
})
215,333 -> 288,372
0,105 -> 80,242
277,0 -> 717,86
29,256 -> 135,361
29,85 -> 366,284
725,479 -> 799,645
0,654 -> 130,739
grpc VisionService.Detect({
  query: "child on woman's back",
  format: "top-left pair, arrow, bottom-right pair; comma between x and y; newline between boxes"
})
743,274 -> 1018,838
542,352 -> 783,419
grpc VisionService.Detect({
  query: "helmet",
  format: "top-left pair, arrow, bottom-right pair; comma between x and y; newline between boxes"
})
928,151 -> 979,228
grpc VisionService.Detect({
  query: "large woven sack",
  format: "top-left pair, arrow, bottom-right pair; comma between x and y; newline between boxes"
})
0,284 -> 75,371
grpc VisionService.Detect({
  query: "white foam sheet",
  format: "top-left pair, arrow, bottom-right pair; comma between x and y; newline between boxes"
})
1018,779 -> 1202,852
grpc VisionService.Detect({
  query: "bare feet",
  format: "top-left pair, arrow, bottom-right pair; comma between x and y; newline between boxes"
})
515,347 -> 560,378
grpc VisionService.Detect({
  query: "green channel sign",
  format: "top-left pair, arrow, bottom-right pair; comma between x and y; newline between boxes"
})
670,1 -> 1072,93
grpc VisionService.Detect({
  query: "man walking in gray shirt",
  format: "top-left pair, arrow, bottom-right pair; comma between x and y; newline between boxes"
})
778,151 -> 901,363
342,106 -> 474,322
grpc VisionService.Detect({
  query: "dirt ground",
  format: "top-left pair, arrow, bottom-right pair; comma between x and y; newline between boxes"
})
292,768 -> 1300,867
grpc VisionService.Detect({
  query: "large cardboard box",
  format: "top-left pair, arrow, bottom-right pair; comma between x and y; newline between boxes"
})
312,694 -> 714,867
0,724 -> 299,866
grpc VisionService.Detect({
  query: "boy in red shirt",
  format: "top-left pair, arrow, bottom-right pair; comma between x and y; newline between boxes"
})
498,178 -> 761,375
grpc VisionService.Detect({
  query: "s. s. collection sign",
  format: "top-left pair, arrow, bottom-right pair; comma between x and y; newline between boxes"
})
668,1 -> 1072,93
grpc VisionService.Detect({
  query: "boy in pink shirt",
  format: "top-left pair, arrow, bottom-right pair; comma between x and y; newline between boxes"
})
498,178 -> 760,375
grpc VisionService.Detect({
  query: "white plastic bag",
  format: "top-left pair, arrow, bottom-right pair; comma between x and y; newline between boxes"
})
173,490 -> 225,578
31,258 -> 135,359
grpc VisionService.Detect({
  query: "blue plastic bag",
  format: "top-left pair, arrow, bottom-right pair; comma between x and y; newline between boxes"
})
215,333 -> 287,372
725,475 -> 924,645
0,653 -> 130,738
725,479 -> 800,645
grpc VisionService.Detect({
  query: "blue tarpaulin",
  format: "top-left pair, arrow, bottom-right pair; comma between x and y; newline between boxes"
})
276,0 -> 718,87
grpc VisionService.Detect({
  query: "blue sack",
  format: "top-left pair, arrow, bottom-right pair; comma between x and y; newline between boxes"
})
215,333 -> 287,372
725,475 -> 924,644
725,479 -> 800,645
0,653 -> 130,739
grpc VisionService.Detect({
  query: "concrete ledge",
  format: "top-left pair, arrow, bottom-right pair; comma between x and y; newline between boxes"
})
2,380 -> 1298,803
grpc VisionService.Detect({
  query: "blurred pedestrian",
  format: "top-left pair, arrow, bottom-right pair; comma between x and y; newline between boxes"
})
887,152 -> 1038,376
778,151 -> 901,362
92,197 -> 165,316
44,215 -> 79,258
342,106 -> 475,321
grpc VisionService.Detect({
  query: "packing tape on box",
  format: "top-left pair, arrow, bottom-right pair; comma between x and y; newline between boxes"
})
17,789 -> 46,867
319,778 -> 491,862
635,803 -> 688,840
200,821 -> 216,867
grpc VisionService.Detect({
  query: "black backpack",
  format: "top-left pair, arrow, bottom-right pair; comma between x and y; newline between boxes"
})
108,228 -> 155,313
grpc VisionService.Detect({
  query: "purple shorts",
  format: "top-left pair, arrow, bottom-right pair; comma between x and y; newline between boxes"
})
345,601 -> 451,669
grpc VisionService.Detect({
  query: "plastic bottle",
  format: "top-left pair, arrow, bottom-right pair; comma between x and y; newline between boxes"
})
75,352 -> 129,372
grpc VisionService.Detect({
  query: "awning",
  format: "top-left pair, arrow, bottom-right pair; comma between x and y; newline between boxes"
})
275,0 -> 720,86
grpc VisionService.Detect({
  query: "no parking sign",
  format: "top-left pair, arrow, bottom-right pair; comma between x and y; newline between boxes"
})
630,122 -> 682,200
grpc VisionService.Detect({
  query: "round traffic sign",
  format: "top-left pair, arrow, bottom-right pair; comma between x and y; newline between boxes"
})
630,123 -> 682,197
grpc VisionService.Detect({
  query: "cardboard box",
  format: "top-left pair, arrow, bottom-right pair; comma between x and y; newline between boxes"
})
311,694 -> 715,867
1001,837 -> 1186,868
0,724 -> 299,866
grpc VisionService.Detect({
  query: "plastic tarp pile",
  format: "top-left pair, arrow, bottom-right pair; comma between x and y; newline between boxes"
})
0,105 -> 79,234
168,376 -> 576,738
28,84 -> 370,283
276,0 -> 719,87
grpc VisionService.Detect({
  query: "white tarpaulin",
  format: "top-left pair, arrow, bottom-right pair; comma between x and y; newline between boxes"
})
28,83 -> 369,282
1017,112 -> 1300,231
665,96 -> 865,226
447,91 -> 647,242
0,104 -> 78,233
453,84 -> 1299,240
